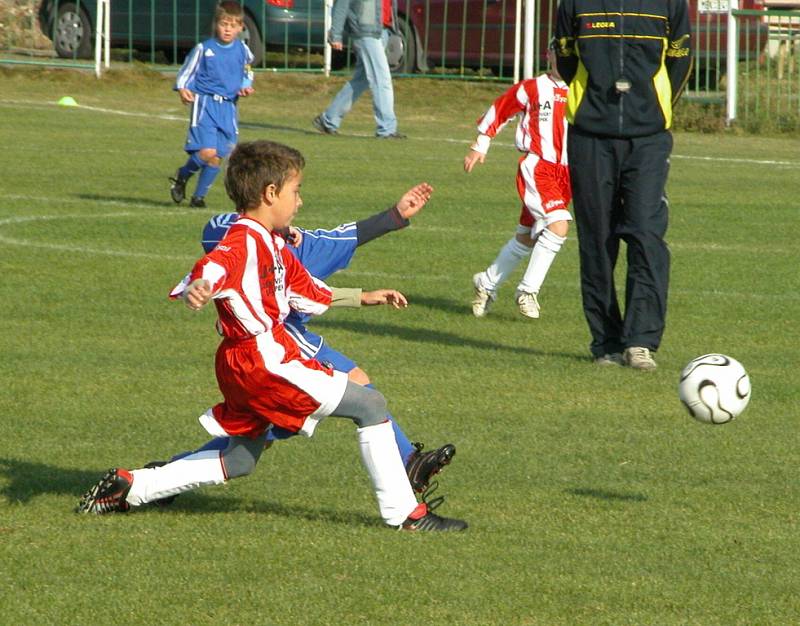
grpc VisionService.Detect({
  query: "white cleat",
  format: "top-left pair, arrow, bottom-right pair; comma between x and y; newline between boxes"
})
515,290 -> 540,319
471,274 -> 496,318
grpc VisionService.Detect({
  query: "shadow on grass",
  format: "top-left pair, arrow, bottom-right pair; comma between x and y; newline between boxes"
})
167,493 -> 382,529
240,120 -> 320,136
400,293 -> 471,316
0,457 -> 381,528
75,193 -> 171,208
566,487 -> 648,502
314,317 -> 585,361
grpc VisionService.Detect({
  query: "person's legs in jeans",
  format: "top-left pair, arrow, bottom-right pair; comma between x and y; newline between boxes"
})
321,42 -> 371,131
361,30 -> 397,136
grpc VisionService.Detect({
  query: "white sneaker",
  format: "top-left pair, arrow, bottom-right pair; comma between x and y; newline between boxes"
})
471,274 -> 496,317
515,290 -> 540,319
623,347 -> 657,371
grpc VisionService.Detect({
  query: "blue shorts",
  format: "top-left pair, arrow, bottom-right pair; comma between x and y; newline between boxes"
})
184,94 -> 237,157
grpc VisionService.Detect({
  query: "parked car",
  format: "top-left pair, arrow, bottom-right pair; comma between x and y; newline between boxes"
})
37,0 -> 769,77
37,0 -> 327,67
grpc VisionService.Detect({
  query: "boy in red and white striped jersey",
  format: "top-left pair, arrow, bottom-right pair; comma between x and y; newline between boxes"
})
77,140 -> 466,532
465,41 -> 571,319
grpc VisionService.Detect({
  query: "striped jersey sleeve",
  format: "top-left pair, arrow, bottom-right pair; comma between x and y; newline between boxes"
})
175,43 -> 203,90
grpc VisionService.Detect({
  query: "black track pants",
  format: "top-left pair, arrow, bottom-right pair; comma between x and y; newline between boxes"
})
567,127 -> 672,357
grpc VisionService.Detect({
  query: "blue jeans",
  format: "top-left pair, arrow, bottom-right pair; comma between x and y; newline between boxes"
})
322,29 -> 397,136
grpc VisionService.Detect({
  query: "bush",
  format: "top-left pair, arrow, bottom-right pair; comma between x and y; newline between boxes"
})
0,0 -> 51,52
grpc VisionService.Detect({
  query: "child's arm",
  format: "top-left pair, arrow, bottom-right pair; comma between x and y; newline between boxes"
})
183,279 -> 213,311
175,43 -> 203,104
238,46 -> 256,97
464,83 -> 526,172
283,250 -> 335,316
361,289 -> 408,308
395,182 -> 433,220
464,148 -> 486,173
330,288 -> 408,309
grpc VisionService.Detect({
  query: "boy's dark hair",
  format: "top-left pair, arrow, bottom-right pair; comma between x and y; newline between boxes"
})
216,1 -> 244,23
225,140 -> 305,211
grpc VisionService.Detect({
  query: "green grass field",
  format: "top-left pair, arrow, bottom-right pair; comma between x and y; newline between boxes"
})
1,66 -> 799,625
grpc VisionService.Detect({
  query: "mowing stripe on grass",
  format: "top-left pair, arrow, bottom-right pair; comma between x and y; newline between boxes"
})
0,210 -> 797,301
2,99 -> 799,169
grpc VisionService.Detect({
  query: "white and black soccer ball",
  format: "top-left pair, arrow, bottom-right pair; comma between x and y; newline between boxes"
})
678,354 -> 751,424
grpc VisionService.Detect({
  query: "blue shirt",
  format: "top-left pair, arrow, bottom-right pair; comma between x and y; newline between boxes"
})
176,38 -> 254,100
284,223 -> 359,356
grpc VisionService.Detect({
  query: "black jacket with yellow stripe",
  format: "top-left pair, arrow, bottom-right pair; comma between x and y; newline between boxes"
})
555,0 -> 693,138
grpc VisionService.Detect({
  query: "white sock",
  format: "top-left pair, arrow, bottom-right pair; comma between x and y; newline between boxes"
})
482,237 -> 532,291
357,421 -> 418,526
125,450 -> 226,506
518,229 -> 566,294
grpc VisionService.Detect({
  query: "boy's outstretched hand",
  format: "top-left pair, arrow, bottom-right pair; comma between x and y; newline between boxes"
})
361,289 -> 408,308
183,279 -> 213,310
464,149 -> 486,173
396,183 -> 433,219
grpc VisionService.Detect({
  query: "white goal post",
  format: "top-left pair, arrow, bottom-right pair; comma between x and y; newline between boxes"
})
726,0 -> 739,125
94,0 -> 111,77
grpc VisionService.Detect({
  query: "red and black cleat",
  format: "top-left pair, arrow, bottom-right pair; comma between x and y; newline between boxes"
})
405,442 -> 456,493
76,468 -> 133,514
401,501 -> 468,532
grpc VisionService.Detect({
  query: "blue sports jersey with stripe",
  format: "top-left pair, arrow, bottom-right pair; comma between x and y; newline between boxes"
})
283,223 -> 359,358
176,38 -> 253,100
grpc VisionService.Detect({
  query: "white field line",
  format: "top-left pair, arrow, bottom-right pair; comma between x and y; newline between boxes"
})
0,192 -> 796,256
0,193 -> 796,258
2,98 -> 799,168
0,209 -> 797,301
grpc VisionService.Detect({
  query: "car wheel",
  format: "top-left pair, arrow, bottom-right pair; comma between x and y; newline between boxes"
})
52,2 -> 93,59
388,17 -> 417,74
240,12 -> 264,67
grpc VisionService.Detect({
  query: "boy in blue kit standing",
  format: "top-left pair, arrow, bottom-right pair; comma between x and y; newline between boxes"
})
169,2 -> 254,209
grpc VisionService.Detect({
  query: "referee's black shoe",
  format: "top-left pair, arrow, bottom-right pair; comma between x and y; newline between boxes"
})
189,196 -> 207,209
169,170 -> 188,204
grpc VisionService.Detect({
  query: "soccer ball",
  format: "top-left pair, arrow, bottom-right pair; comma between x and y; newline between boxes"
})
678,354 -> 751,424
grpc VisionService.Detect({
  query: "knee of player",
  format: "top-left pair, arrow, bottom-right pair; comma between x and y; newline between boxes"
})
198,149 -> 220,166
548,220 -> 570,238
220,438 -> 263,479
357,388 -> 388,427
347,367 -> 371,386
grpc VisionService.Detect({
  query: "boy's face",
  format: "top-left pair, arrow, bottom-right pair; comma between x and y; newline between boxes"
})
267,170 -> 303,230
216,17 -> 243,44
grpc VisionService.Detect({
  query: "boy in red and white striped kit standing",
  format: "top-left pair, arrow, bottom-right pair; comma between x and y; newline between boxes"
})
465,40 -> 571,319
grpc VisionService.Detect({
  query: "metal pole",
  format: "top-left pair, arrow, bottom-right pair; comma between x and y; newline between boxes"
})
104,0 -> 110,69
95,0 -> 103,77
324,0 -> 333,77
523,0 -> 535,79
726,0 -> 739,125
513,0 -> 521,83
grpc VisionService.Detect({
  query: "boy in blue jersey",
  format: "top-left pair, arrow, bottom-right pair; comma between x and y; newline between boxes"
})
169,2 -> 255,209
152,184 -> 458,504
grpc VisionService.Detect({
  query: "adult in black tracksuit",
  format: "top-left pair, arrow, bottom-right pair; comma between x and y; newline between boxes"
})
555,0 -> 692,370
